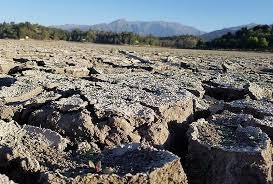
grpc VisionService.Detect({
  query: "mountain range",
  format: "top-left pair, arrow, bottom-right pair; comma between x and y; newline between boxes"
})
54,19 -> 205,37
53,19 -> 268,40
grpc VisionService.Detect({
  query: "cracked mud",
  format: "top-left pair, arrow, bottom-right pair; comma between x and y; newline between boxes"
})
0,40 -> 273,184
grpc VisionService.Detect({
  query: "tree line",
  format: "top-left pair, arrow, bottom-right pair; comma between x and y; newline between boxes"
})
0,22 -> 68,40
202,25 -> 273,50
0,22 -> 201,49
1,22 -> 273,51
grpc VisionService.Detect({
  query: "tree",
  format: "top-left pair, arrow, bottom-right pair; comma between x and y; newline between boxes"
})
175,36 -> 199,49
70,29 -> 84,41
86,31 -> 96,42
258,37 -> 269,48
247,37 -> 259,49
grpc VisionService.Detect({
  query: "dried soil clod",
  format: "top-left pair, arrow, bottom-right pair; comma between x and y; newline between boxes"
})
187,118 -> 273,184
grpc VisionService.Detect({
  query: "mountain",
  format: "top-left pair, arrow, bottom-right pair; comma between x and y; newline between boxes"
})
54,19 -> 205,37
201,23 -> 258,41
53,24 -> 91,32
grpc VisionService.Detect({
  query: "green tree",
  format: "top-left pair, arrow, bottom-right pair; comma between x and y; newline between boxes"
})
86,31 -> 96,42
258,37 -> 269,48
247,37 -> 259,49
70,29 -> 84,41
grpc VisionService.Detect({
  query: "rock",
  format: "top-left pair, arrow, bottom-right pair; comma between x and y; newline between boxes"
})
72,144 -> 188,184
0,120 -> 70,182
23,125 -> 69,151
28,106 -> 95,142
52,95 -> 88,112
81,79 -> 193,124
226,98 -> 273,119
187,118 -> 273,184
193,95 -> 224,119
203,74 -> 248,101
211,111 -> 273,140
0,122 -> 187,184
80,82 -> 193,146
23,75 -> 193,146
93,72 -> 204,99
145,121 -> 169,145
0,174 -> 17,184
24,91 -> 62,105
0,60 -> 17,74
0,78 -> 44,103
246,82 -> 272,100
0,104 -> 15,121
0,120 -> 69,152
65,67 -> 90,77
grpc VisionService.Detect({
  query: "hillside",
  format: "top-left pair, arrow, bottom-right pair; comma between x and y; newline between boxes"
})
204,25 -> 273,50
201,23 -> 257,41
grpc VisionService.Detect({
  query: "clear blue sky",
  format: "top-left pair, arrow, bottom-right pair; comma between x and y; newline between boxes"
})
0,0 -> 272,32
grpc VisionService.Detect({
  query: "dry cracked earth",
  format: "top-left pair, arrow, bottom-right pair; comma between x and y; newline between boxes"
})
0,40 -> 273,184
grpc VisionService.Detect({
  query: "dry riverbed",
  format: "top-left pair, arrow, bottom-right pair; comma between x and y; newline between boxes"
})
0,40 -> 273,184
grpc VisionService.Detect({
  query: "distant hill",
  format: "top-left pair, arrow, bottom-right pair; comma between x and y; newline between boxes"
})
54,19 -> 205,37
201,23 -> 258,41
204,24 -> 273,50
